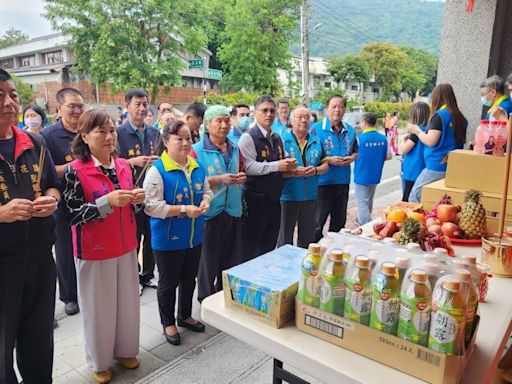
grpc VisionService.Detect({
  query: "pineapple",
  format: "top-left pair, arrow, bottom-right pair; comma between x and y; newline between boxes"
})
459,190 -> 487,239
395,218 -> 421,245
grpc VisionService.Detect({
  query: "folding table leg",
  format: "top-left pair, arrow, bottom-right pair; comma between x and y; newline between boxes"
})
272,358 -> 310,384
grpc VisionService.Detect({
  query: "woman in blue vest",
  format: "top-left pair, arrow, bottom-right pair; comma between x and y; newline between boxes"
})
191,105 -> 246,303
399,102 -> 430,202
408,84 -> 467,203
143,120 -> 213,346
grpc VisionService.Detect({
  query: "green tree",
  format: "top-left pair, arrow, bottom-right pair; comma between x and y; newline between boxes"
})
327,54 -> 370,84
0,28 -> 29,49
44,0 -> 208,100
400,46 -> 438,96
361,42 -> 407,100
217,0 -> 301,94
313,86 -> 347,105
12,75 -> 34,106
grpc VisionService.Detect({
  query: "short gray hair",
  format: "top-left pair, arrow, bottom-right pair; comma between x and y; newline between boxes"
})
481,75 -> 505,94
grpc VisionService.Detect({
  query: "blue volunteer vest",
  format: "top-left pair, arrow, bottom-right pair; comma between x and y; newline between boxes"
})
150,153 -> 206,251
193,137 -> 242,219
312,118 -> 356,185
281,131 -> 324,201
424,108 -> 466,172
486,96 -> 512,120
243,126 -> 285,202
354,129 -> 388,185
227,127 -> 243,144
402,125 -> 426,181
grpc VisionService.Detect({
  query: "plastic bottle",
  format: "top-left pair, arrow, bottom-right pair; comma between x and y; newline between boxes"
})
423,253 -> 437,263
367,250 -> 381,272
406,243 -> 422,253
495,121 -> 507,156
423,262 -> 440,291
344,256 -> 372,325
461,255 -> 481,290
297,243 -> 323,307
455,269 -> 478,344
398,270 -> 432,346
483,121 -> 497,155
370,262 -> 401,335
428,278 -> 466,355
473,120 -> 488,154
433,247 -> 448,257
319,250 -> 346,316
395,256 -> 411,286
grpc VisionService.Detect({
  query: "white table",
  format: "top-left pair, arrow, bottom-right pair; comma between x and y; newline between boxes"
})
201,243 -> 512,383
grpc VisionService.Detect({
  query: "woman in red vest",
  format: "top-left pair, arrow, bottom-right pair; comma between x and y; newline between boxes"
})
62,109 -> 145,384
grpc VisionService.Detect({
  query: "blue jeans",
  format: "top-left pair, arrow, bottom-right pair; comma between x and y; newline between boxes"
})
409,169 -> 446,203
355,184 -> 377,225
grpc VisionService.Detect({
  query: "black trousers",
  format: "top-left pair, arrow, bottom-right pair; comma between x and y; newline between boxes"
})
154,245 -> 201,327
277,200 -> 316,249
54,207 -> 77,304
315,184 -> 350,242
240,190 -> 281,262
136,211 -> 155,284
197,212 -> 242,303
0,255 -> 56,384
402,179 -> 415,202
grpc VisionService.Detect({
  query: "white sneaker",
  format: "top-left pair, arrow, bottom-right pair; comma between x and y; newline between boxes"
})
139,284 -> 144,296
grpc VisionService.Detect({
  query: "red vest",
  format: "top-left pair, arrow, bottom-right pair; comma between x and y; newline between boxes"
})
71,157 -> 138,260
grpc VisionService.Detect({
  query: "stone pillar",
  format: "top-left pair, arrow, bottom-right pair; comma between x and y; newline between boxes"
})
437,0 -> 512,141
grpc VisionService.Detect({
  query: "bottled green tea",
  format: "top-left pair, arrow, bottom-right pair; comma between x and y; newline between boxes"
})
455,269 -> 478,344
319,250 -> 346,316
370,262 -> 401,335
397,270 -> 432,346
297,243 -> 322,307
395,256 -> 410,286
344,256 -> 372,325
423,262 -> 440,291
428,278 -> 466,355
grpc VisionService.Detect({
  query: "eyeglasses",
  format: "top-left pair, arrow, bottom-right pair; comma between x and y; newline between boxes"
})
257,108 -> 276,115
63,104 -> 85,111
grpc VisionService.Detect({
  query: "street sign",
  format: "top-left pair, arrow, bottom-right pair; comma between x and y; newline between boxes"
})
207,69 -> 223,80
189,59 -> 204,69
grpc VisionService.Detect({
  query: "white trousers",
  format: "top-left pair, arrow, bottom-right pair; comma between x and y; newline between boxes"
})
75,250 -> 140,372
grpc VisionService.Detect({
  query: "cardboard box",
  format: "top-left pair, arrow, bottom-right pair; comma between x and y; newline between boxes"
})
445,150 -> 511,194
222,245 -> 307,328
421,179 -> 512,234
296,301 -> 478,384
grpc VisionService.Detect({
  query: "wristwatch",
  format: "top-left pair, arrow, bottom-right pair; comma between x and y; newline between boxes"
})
179,205 -> 186,218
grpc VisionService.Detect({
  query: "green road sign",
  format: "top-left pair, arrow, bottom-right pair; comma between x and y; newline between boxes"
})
189,59 -> 204,69
207,69 -> 223,80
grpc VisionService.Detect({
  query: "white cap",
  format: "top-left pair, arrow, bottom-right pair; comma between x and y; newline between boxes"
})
395,256 -> 411,269
406,243 -> 421,251
433,247 -> 448,255
423,262 -> 440,274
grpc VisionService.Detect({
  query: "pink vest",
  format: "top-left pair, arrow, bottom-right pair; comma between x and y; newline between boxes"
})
71,157 -> 138,260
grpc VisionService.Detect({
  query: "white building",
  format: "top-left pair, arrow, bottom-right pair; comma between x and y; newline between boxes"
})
278,56 -> 381,103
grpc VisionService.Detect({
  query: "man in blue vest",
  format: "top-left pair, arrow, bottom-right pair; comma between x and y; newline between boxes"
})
272,98 -> 290,137
354,113 -> 392,225
42,87 -> 85,316
278,105 -> 328,248
311,95 -> 358,241
480,75 -> 512,121
228,103 -> 251,144
238,95 -> 297,261
116,88 -> 160,294
191,105 -> 246,302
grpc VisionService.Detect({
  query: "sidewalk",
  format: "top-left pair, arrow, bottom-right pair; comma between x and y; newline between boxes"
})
48,180 -> 402,383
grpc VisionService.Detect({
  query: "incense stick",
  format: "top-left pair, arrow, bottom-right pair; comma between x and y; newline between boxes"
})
498,115 -> 512,240
135,159 -> 152,186
35,145 -> 46,197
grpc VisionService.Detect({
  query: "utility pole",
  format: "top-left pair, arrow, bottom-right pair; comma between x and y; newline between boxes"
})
301,0 -> 310,106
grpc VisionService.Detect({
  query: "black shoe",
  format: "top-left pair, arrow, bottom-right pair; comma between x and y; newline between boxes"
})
177,319 -> 205,333
163,329 -> 181,345
142,278 -> 158,289
64,302 -> 79,315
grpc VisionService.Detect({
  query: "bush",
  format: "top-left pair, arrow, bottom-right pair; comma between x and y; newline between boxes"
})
363,101 -> 413,121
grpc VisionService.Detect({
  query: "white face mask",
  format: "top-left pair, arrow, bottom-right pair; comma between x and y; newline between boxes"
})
25,116 -> 42,129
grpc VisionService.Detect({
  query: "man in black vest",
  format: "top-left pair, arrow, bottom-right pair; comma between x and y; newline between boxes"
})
238,95 -> 297,261
116,88 -> 160,294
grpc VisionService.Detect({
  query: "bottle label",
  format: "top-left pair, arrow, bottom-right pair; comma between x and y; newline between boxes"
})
370,289 -> 400,334
344,281 -> 371,325
320,276 -> 345,316
428,303 -> 465,355
397,296 -> 431,346
298,255 -> 321,307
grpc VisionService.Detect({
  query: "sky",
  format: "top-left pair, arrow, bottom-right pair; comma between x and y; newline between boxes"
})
0,0 -> 54,39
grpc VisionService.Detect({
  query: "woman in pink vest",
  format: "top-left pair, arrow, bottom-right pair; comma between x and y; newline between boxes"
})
62,109 -> 145,384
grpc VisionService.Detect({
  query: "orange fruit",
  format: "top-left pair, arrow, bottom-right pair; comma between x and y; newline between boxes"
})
386,209 -> 407,223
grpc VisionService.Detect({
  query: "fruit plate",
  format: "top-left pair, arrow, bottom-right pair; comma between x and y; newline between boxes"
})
449,238 -> 482,246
